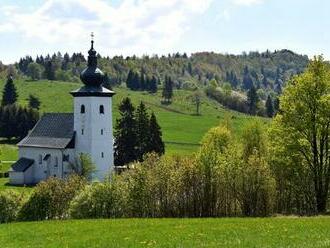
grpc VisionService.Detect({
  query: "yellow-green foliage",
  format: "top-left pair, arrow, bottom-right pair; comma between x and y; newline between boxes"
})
18,176 -> 86,221
0,190 -> 25,223
269,56 -> 330,214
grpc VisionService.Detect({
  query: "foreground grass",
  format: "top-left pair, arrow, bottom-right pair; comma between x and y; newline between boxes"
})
0,217 -> 329,248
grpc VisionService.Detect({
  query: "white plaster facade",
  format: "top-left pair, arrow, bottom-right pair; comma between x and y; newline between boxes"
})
73,96 -> 114,180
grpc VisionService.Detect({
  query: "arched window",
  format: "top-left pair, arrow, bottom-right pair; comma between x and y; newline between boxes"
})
99,105 -> 104,114
101,152 -> 104,158
81,105 -> 85,114
101,129 -> 104,135
55,157 -> 58,167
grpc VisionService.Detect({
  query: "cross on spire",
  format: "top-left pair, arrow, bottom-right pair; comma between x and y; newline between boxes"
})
91,32 -> 94,49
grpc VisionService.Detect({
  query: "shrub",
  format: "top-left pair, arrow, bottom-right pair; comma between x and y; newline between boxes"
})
0,190 -> 25,223
18,175 -> 86,221
70,177 -> 127,219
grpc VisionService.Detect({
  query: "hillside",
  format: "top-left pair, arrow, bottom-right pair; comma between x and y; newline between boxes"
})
0,79 -> 265,155
3,49 -> 309,98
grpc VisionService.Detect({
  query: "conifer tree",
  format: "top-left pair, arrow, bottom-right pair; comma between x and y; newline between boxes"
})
149,76 -> 158,93
265,95 -> 274,117
28,94 -> 41,110
126,69 -> 134,89
273,97 -> 280,115
242,66 -> 254,90
162,76 -> 173,103
135,102 -> 150,160
147,112 -> 165,155
114,97 -> 137,166
247,85 -> 259,115
2,76 -> 18,106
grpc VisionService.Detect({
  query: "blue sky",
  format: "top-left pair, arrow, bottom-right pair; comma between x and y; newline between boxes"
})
0,0 -> 328,64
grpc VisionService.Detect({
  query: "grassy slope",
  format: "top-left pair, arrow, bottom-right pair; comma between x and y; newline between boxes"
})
0,217 -> 329,247
0,79 -> 265,156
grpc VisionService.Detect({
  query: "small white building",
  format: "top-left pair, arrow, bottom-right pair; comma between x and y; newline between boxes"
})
9,38 -> 115,185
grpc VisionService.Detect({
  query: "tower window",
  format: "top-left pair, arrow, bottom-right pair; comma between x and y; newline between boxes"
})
81,105 -> 85,114
101,152 -> 104,158
99,105 -> 104,114
81,129 -> 84,135
101,129 -> 104,135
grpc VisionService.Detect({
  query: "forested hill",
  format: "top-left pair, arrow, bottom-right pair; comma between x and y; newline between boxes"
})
0,49 -> 309,106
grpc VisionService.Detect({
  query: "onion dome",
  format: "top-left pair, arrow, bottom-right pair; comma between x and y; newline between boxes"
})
71,34 -> 115,97
80,34 -> 104,87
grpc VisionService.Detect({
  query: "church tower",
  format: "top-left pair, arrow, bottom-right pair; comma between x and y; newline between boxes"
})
70,35 -> 115,180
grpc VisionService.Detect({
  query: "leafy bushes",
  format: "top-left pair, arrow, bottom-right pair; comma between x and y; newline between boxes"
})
18,176 -> 86,221
70,179 -> 126,219
0,190 -> 25,223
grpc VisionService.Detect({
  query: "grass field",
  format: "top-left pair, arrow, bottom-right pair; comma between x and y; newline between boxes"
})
0,79 -> 265,156
0,217 -> 329,247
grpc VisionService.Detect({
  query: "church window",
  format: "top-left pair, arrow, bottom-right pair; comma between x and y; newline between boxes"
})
101,129 -> 104,135
55,157 -> 58,167
81,105 -> 85,114
81,129 -> 84,135
38,155 -> 42,164
99,105 -> 104,114
101,152 -> 104,158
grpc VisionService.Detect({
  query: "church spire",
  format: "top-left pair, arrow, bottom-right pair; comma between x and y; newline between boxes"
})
87,32 -> 97,67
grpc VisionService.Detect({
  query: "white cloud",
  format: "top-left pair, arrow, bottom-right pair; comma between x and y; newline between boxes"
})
0,0 -> 213,56
232,0 -> 263,6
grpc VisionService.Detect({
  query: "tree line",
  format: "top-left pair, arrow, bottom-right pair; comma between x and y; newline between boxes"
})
0,76 -> 39,140
114,98 -> 164,166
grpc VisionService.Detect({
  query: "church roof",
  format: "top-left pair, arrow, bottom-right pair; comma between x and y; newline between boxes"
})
18,113 -> 75,149
71,34 -> 115,97
10,157 -> 34,172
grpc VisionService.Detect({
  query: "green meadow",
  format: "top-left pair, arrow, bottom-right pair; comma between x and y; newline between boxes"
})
0,217 -> 329,248
0,79 -> 265,155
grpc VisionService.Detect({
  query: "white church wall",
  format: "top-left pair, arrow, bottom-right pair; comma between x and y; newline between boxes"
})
9,171 -> 24,185
18,147 -> 67,183
23,165 -> 34,184
74,95 -> 114,180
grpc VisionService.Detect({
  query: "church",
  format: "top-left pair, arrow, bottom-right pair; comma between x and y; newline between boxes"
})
9,37 -> 115,185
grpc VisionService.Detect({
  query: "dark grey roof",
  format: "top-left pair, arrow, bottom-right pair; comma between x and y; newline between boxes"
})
70,85 -> 115,97
18,113 -> 75,149
11,157 -> 34,172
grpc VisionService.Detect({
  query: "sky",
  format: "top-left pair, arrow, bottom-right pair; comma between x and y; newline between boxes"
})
0,0 -> 328,64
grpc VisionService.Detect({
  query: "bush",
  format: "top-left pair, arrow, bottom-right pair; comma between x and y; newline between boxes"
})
18,175 -> 86,221
0,190 -> 25,223
70,178 -> 127,219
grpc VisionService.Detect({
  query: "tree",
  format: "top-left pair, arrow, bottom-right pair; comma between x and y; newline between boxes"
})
27,63 -> 43,81
162,76 -> 173,103
126,69 -> 134,90
147,112 -> 165,155
135,102 -> 150,161
0,105 -> 39,140
242,66 -> 254,90
70,154 -> 97,180
2,76 -> 18,106
190,90 -> 202,115
273,97 -> 280,115
149,76 -> 158,93
28,95 -> 41,110
114,97 -> 137,166
265,95 -> 274,117
270,56 -> 330,213
247,85 -> 259,115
